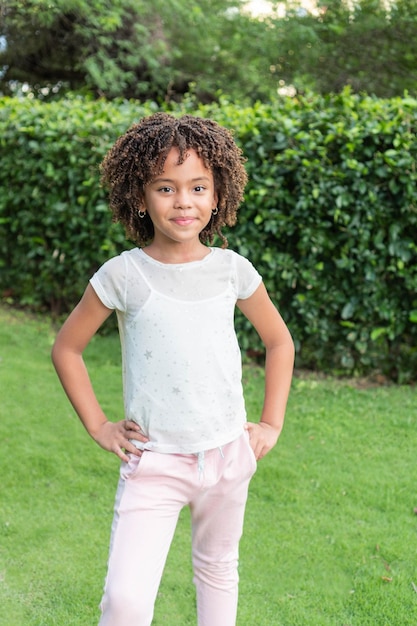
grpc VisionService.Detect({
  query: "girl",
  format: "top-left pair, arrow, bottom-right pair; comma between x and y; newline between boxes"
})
52,112 -> 294,626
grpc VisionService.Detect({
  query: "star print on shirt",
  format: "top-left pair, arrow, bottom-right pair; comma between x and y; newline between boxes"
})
144,350 -> 153,360
172,387 -> 180,394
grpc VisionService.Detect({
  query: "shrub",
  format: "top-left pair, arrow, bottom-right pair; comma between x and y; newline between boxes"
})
1,91 -> 416,380
200,92 -> 417,381
0,97 -> 156,313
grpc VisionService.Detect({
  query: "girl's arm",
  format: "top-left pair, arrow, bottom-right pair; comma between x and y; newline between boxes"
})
237,282 -> 295,460
51,284 -> 147,461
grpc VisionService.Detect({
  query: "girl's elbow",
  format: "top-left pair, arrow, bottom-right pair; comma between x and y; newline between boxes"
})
51,341 -> 61,369
268,332 -> 295,360
51,336 -> 70,370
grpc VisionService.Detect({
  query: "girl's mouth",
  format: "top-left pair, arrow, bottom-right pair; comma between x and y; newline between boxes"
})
172,217 -> 196,226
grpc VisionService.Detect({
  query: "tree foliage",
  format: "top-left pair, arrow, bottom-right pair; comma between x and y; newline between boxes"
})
0,0 -> 277,101
1,0 -> 416,101
272,0 -> 417,97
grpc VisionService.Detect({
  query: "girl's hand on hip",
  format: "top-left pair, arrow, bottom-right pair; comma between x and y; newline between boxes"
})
92,420 -> 149,462
244,421 -> 280,460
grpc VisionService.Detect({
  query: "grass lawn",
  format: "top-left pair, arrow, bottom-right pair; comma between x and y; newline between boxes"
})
1,305 -> 417,625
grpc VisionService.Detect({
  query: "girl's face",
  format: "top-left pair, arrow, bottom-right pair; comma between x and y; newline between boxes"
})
143,147 -> 218,251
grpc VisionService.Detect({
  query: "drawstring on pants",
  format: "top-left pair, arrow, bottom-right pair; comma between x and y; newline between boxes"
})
196,447 -> 225,479
197,451 -> 205,476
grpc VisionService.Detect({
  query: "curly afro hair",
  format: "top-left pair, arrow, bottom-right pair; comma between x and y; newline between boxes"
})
100,112 -> 248,247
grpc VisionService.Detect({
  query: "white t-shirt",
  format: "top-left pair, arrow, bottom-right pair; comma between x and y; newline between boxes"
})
90,247 -> 262,454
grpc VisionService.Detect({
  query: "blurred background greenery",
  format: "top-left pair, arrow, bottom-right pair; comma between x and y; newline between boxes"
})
1,0 -> 416,103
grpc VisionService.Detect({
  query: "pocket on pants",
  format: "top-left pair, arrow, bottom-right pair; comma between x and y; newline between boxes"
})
120,452 -> 143,480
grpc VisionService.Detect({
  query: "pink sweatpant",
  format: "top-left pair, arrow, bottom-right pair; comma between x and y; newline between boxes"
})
98,431 -> 257,626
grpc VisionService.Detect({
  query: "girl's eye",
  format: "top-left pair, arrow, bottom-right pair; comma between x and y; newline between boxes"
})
158,186 -> 173,193
194,186 -> 206,192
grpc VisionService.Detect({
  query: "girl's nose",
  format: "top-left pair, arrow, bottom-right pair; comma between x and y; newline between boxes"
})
174,192 -> 192,209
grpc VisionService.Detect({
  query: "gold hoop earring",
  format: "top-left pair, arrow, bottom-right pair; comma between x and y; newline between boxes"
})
212,207 -> 219,216
138,210 -> 146,219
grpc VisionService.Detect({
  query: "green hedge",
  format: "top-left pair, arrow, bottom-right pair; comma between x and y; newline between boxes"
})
1,91 -> 416,380
0,97 -> 157,314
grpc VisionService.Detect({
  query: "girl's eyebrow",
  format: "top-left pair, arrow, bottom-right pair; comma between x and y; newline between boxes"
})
151,176 -> 211,184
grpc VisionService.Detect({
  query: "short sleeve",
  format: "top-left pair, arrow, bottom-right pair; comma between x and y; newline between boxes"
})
90,254 -> 128,312
232,251 -> 262,300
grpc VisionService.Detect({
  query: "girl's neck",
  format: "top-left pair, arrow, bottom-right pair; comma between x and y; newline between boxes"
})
142,242 -> 211,265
